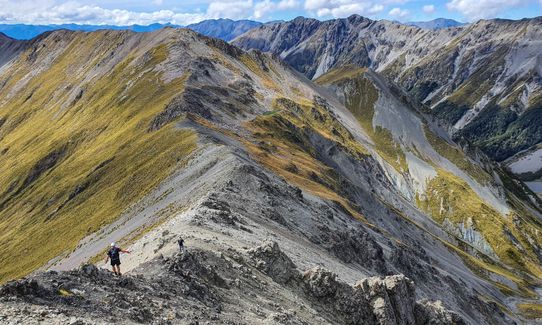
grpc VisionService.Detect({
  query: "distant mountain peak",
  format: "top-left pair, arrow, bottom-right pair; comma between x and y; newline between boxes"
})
186,19 -> 262,41
406,18 -> 465,29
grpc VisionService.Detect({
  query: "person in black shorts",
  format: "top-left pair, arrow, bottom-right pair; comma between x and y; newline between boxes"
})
104,242 -> 130,276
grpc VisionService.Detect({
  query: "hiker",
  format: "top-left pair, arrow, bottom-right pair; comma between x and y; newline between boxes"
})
178,237 -> 184,253
105,242 -> 130,276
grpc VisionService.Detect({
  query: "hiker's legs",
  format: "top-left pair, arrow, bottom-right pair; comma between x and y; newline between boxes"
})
117,265 -> 122,275
112,265 -> 119,274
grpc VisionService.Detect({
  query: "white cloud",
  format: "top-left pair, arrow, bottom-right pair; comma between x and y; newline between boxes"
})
304,0 -> 385,18
254,0 -> 299,19
0,0 -> 301,25
207,0 -> 254,20
388,7 -> 409,18
422,4 -> 435,14
446,0 -> 528,20
0,0 -> 206,25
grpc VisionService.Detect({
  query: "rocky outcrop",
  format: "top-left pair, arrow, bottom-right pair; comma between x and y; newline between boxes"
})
0,243 -> 464,325
415,299 -> 466,325
247,241 -> 298,284
355,275 -> 417,325
301,267 -> 464,325
149,61 -> 258,131
246,241 -> 464,325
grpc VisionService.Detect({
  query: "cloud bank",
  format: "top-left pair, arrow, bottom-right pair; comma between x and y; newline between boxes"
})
0,0 -> 300,25
446,0 -> 532,20
0,0 -> 539,25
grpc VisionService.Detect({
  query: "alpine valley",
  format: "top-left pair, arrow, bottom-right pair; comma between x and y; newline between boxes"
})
0,15 -> 541,325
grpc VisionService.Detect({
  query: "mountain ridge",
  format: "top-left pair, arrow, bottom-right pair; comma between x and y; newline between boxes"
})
0,26 -> 540,323
232,15 -> 542,178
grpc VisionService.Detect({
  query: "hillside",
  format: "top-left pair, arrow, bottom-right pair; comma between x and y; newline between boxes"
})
0,28 -> 541,323
232,16 -> 542,176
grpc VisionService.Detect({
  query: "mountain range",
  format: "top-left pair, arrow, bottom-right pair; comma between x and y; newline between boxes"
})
0,15 -> 541,324
0,17 -> 464,41
0,23 -> 175,40
233,15 -> 542,183
406,18 -> 465,29
187,18 -> 263,41
0,19 -> 262,41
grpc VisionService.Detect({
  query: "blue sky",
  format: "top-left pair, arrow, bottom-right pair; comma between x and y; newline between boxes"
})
0,0 -> 540,25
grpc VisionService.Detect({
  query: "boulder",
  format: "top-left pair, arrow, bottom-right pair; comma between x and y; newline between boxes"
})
355,275 -> 416,325
79,264 -> 99,277
414,299 -> 466,325
248,241 -> 298,284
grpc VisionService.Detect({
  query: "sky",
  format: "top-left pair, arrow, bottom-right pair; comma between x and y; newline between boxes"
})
0,0 -> 540,26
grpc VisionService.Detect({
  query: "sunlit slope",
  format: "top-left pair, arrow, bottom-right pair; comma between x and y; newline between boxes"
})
316,67 -> 542,300
0,27 -> 337,282
0,29 -> 203,282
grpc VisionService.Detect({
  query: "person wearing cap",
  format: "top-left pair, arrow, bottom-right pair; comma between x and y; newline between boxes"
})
104,242 -> 130,276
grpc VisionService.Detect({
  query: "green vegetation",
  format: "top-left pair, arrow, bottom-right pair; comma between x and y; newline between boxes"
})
0,32 -> 197,282
425,47 -> 542,161
448,47 -> 508,107
498,168 -> 542,207
381,53 -> 406,78
58,288 -> 73,297
432,100 -> 470,126
385,182 -> 538,299
459,104 -> 542,161
316,68 -> 542,295
410,81 -> 439,103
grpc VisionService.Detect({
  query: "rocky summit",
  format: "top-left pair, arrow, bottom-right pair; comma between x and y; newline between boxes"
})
0,17 -> 540,325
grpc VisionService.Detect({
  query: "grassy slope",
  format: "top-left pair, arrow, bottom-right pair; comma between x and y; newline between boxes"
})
0,32 -> 197,282
517,303 -> 542,319
244,97 -> 369,221
418,170 -> 542,281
